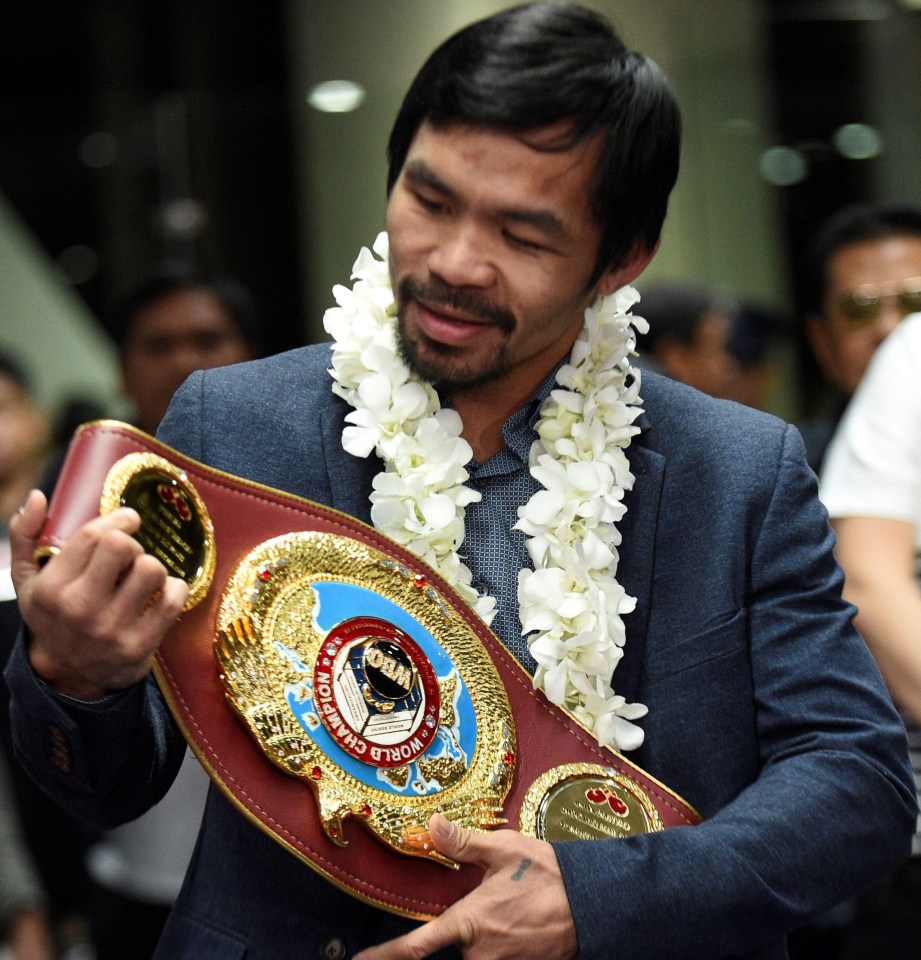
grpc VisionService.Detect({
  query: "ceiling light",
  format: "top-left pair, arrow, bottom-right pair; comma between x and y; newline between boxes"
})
307,80 -> 366,114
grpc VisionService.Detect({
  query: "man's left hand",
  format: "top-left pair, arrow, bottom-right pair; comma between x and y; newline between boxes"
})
354,813 -> 577,960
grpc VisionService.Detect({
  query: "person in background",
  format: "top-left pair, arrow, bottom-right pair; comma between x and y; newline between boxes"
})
724,301 -> 788,411
110,263 -> 261,435
4,5 -> 916,958
0,357 -> 53,960
0,749 -> 53,960
818,310 -> 921,959
0,356 -> 92,959
82,264 -> 261,960
799,202 -> 921,474
0,355 -> 50,597
633,279 -> 742,400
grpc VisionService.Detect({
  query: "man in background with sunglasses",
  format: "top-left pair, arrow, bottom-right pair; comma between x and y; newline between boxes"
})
789,203 -> 921,958
800,202 -> 921,474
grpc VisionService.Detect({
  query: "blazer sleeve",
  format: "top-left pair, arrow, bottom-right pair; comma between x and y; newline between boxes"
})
4,349 -> 341,832
0,377 -> 216,830
553,424 -> 917,960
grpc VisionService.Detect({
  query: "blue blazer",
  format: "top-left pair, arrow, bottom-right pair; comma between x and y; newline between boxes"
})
6,344 -> 915,960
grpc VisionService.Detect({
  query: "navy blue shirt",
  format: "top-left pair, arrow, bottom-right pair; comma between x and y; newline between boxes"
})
456,365 -> 561,673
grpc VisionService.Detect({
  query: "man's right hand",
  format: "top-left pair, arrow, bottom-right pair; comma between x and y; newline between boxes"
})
9,490 -> 189,701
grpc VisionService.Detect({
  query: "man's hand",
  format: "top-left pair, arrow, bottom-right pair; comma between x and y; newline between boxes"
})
354,814 -> 577,960
10,490 -> 188,700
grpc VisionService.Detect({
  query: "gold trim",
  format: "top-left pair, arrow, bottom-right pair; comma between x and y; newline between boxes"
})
99,451 -> 216,610
214,531 -> 517,868
519,763 -> 663,841
152,661 -> 447,921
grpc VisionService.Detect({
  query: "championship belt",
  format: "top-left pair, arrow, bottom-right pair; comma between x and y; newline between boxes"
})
37,420 -> 700,919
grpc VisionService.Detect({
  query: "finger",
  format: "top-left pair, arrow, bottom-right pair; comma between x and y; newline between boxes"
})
429,813 -> 494,870
99,551 -> 170,623
353,908 -> 471,960
9,489 -> 46,542
45,507 -> 143,585
132,566 -> 190,639
9,490 -> 48,590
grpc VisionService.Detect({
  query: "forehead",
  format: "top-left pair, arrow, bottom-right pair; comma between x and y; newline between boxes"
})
129,288 -> 234,338
827,235 -> 921,290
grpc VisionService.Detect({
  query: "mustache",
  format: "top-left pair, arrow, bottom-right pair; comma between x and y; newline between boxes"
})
398,277 -> 515,333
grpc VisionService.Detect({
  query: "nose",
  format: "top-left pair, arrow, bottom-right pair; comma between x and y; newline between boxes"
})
428,224 -> 496,288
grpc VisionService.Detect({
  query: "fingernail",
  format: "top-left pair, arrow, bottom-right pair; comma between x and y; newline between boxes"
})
431,814 -> 455,841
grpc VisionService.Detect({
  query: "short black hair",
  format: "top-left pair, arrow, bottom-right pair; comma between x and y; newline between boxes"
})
635,279 -> 728,353
0,351 -> 32,393
108,262 -> 260,350
805,202 -> 921,313
386,1 -> 682,283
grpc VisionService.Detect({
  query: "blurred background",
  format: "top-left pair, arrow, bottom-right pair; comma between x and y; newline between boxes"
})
3,0 -> 921,426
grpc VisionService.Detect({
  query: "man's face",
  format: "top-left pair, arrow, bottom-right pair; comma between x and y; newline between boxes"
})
386,122 -> 649,401
656,311 -> 740,400
809,235 -> 921,396
121,288 -> 254,433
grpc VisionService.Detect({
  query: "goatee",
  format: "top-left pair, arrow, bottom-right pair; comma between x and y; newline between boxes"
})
395,276 -> 515,390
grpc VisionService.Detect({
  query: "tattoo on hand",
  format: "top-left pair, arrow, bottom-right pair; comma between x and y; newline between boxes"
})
511,858 -> 533,881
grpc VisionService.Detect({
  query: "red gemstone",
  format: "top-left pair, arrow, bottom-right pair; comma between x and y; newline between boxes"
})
413,574 -> 426,588
360,804 -> 372,818
503,751 -> 515,765
258,568 -> 272,582
330,825 -> 339,838
310,766 -> 322,780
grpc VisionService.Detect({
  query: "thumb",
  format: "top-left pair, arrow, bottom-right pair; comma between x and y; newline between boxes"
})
9,490 -> 48,592
429,813 -> 494,870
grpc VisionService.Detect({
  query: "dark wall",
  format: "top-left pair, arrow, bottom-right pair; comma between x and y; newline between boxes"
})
0,0 -> 304,357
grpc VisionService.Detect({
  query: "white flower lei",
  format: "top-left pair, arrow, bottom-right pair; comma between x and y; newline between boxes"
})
323,233 -> 649,751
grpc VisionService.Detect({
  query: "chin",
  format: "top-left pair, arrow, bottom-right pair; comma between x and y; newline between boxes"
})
398,331 -> 507,391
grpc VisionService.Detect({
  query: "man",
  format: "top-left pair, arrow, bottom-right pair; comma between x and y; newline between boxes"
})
83,264 -> 260,960
633,279 -> 742,401
0,356 -> 54,960
1,269 -> 260,960
800,202 -> 921,473
111,263 -> 260,435
4,5 -> 915,959
818,312 -> 921,958
0,354 -> 49,593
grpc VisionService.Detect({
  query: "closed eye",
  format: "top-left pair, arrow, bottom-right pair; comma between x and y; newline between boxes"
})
504,231 -> 546,253
411,189 -> 448,215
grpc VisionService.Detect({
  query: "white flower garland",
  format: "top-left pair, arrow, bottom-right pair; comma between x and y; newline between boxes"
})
323,233 -> 648,751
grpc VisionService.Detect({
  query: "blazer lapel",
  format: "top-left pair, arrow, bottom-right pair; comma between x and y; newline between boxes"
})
319,402 -> 377,525
615,434 -> 665,703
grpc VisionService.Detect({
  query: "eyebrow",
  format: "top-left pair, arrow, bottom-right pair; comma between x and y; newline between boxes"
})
403,159 -> 568,239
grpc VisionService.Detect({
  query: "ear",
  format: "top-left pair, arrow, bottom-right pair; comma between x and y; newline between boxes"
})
596,240 -> 660,297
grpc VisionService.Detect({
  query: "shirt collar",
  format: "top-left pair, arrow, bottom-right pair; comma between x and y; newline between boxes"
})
501,359 -> 565,464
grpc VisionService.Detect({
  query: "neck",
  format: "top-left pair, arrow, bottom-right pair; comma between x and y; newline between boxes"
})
450,393 -> 507,462
450,368 -> 550,462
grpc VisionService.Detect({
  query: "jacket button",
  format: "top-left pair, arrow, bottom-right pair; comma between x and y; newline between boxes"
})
318,937 -> 346,960
49,724 -> 72,773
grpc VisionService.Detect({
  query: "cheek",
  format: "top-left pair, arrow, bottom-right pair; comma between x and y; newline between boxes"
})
837,336 -> 876,385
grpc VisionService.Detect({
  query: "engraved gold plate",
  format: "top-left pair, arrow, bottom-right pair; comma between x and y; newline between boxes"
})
519,763 -> 663,841
215,531 -> 517,867
99,452 -> 216,610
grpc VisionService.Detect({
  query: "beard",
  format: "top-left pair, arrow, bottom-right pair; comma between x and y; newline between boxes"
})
395,276 -> 516,390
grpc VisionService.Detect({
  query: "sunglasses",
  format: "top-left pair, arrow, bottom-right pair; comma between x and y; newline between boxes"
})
830,277 -> 921,329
